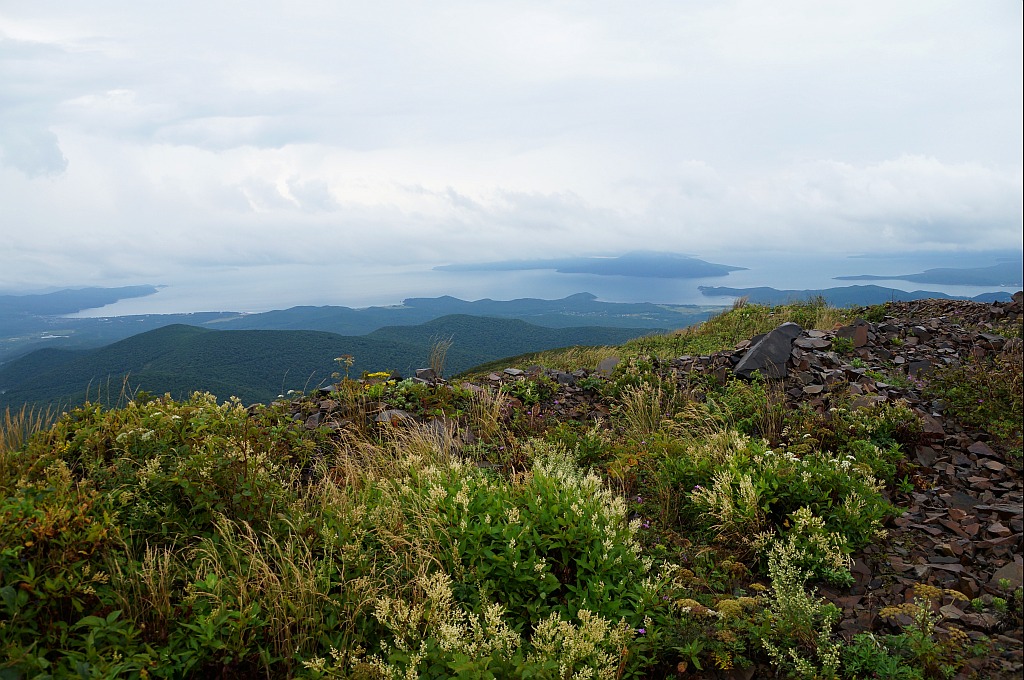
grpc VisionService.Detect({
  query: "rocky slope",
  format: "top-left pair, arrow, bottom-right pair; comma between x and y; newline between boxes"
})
281,294 -> 1023,677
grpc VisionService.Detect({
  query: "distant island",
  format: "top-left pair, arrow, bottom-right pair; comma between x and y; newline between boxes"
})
698,284 -> 1014,306
435,251 -> 746,279
835,260 -> 1022,287
0,285 -> 159,315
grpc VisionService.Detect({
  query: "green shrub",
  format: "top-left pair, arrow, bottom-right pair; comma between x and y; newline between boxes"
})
675,433 -> 893,583
759,539 -> 841,679
843,633 -> 924,680
413,440 -> 654,629
876,585 -> 973,678
499,376 -> 557,409
782,401 -> 920,484
927,350 -> 1023,457
545,421 -> 613,468
369,377 -> 475,419
706,375 -> 786,443
864,305 -> 888,323
832,336 -> 855,355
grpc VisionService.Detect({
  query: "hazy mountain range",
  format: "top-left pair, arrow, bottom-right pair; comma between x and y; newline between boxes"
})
834,260 -> 1022,287
3,255 -> 1018,411
0,291 -> 718,366
434,251 -> 746,278
698,284 -> 1014,306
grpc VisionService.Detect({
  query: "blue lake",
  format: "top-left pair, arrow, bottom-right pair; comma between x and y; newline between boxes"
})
70,250 -> 1021,317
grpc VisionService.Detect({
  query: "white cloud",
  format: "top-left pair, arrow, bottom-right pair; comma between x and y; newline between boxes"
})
0,124 -> 67,176
0,1 -> 1020,298
740,156 -> 1021,248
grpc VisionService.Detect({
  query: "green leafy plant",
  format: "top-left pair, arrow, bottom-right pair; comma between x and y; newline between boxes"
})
705,374 -> 786,444
843,633 -> 924,680
576,375 -> 606,393
877,585 -> 971,677
501,375 -> 557,409
758,539 -> 842,679
864,305 -> 888,323
832,336 -> 855,355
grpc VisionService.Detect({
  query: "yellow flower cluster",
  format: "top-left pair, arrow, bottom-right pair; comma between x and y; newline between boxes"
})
715,599 -> 744,619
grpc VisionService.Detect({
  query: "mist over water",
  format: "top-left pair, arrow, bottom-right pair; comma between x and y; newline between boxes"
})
69,251 -> 1020,318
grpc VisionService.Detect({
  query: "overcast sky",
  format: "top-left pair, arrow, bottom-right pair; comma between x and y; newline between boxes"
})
1,0 -> 1021,295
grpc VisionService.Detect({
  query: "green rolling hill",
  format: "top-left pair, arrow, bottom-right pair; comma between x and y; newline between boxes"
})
0,291 -> 714,365
0,316 -> 659,410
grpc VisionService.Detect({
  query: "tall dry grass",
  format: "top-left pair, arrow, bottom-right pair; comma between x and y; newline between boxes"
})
1,405 -> 55,486
617,382 -> 674,440
429,336 -> 454,378
188,515 -> 336,667
107,543 -> 181,644
466,385 -> 509,443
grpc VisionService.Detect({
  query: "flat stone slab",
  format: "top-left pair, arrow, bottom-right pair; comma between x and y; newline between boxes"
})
734,322 -> 803,379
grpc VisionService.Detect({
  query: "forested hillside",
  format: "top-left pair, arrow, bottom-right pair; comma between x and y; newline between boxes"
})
0,316 -> 657,410
0,290 -> 710,365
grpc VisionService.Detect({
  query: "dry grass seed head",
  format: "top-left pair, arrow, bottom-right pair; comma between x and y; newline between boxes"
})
187,514 -> 354,663
465,385 -> 509,443
106,541 -> 181,640
666,400 -> 729,442
428,336 -> 454,378
618,381 -> 674,440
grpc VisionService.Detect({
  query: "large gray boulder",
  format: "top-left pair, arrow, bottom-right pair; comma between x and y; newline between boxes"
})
734,322 -> 803,379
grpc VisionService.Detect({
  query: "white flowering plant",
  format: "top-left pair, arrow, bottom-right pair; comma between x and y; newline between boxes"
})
410,439 -> 655,632
660,432 -> 893,584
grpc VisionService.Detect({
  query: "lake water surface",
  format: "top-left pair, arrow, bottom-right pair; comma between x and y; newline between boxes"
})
70,250 -> 1020,317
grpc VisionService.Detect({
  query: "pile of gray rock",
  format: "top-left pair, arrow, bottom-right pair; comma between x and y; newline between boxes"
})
669,292 -> 1023,674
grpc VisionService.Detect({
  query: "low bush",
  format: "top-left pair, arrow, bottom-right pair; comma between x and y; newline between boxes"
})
927,349 -> 1023,457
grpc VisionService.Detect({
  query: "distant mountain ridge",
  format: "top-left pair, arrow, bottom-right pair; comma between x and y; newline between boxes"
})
698,284 -> 1014,306
0,315 -> 660,410
834,260 -> 1023,287
434,252 -> 746,278
0,285 -> 159,315
0,291 -> 715,366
